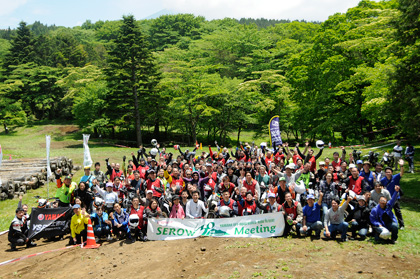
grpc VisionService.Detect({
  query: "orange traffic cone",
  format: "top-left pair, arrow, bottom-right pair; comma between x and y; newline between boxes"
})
82,218 -> 100,249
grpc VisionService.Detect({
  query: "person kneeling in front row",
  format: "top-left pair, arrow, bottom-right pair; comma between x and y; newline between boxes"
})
324,193 -> 351,242
8,207 -> 36,251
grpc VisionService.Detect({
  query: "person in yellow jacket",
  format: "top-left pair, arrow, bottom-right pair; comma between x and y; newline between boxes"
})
70,204 -> 90,245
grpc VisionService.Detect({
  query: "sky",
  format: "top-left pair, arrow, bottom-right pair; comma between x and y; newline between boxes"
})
0,0 -> 372,29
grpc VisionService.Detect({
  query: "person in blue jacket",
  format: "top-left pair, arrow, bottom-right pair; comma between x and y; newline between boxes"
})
370,185 -> 400,244
112,203 -> 134,242
90,206 -> 112,241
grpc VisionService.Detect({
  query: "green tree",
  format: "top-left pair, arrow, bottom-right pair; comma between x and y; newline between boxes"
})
3,22 -> 35,70
104,15 -> 160,145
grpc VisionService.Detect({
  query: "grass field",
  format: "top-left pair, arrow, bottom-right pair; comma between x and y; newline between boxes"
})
0,124 -> 419,254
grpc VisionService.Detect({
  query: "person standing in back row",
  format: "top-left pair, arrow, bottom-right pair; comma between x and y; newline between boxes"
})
405,142 -> 415,173
393,140 -> 403,171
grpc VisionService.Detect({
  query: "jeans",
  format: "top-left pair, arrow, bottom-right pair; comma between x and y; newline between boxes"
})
300,221 -> 323,236
324,222 -> 348,240
407,156 -> 414,170
283,217 -> 302,237
350,221 -> 368,238
322,203 -> 330,223
373,222 -> 398,241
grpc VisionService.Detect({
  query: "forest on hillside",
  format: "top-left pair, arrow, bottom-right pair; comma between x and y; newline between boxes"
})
0,0 -> 418,146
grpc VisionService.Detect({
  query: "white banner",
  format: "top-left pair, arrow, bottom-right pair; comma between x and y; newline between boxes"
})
46,135 -> 52,179
83,134 -> 92,168
147,212 -> 285,241
0,144 -> 3,168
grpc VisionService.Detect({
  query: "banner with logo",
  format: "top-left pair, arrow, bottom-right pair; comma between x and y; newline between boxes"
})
83,134 -> 92,168
147,212 -> 285,241
28,207 -> 72,239
269,115 -> 282,147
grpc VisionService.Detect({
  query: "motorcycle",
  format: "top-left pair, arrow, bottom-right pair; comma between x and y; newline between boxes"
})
352,149 -> 362,162
381,151 -> 394,167
362,151 -> 379,166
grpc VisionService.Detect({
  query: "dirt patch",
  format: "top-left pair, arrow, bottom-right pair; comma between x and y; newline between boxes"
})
58,126 -> 79,134
0,235 -> 419,278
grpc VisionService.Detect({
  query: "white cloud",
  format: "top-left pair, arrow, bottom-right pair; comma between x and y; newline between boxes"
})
0,0 -> 28,16
161,0 -> 366,21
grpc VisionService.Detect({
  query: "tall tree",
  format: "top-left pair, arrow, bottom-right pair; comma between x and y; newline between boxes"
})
3,22 -> 35,70
104,15 -> 160,145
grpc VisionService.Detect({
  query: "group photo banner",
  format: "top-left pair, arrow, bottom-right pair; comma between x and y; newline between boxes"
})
28,207 -> 72,239
147,212 -> 285,241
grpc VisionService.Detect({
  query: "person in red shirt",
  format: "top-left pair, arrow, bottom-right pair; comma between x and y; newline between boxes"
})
129,196 -> 146,241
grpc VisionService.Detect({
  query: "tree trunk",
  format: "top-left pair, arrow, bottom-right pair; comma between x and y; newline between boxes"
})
4,123 -> 8,134
237,125 -> 242,144
132,66 -> 142,146
154,118 -> 159,138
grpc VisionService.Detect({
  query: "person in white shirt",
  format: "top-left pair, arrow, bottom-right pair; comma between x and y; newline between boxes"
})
393,140 -> 403,171
186,191 -> 208,219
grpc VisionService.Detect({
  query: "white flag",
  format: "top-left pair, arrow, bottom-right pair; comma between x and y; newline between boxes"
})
0,144 -> 3,168
83,134 -> 93,168
46,135 -> 52,179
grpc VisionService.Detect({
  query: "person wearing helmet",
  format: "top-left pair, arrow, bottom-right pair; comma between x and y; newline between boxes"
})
55,169 -> 77,207
90,206 -> 112,241
370,185 -> 400,244
129,196 -> 146,241
215,189 -> 238,217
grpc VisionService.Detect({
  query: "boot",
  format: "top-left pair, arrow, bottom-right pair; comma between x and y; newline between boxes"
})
26,241 -> 37,248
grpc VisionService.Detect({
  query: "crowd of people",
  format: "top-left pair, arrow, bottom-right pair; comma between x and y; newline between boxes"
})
8,140 -> 414,250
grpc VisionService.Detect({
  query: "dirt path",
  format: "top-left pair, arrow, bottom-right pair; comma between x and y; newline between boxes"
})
1,234 -> 419,279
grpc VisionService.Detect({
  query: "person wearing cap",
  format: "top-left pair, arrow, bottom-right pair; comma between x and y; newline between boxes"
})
256,192 -> 281,213
55,169 -> 77,207
324,193 -> 352,242
70,204 -> 90,245
95,182 -> 119,214
359,161 -> 375,191
370,185 -> 401,244
8,207 -> 36,251
380,160 -> 405,229
143,168 -> 165,198
281,192 -> 303,237
80,166 -> 94,188
215,189 -> 238,217
300,192 -> 324,238
348,195 -> 370,240
274,176 -> 295,205
355,160 -> 363,172
169,195 -> 185,219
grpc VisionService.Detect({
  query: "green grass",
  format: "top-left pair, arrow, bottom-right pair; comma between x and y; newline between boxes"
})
1,124 -> 419,255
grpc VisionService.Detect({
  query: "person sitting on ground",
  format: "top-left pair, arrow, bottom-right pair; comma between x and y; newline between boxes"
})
112,203 -> 133,242
169,195 -> 185,219
8,207 -> 36,251
370,185 -> 401,244
323,194 -> 352,242
129,196 -> 146,241
300,192 -> 324,238
348,195 -> 370,240
70,204 -> 90,245
281,192 -> 303,237
186,191 -> 208,219
90,206 -> 112,241
215,189 -> 238,217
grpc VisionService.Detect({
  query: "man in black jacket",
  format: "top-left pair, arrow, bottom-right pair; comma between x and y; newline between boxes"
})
8,208 -> 36,251
348,195 -> 370,240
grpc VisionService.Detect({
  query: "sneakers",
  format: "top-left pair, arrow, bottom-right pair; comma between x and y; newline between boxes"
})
399,226 -> 405,231
340,237 -> 348,242
107,235 -> 113,241
26,242 -> 37,248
